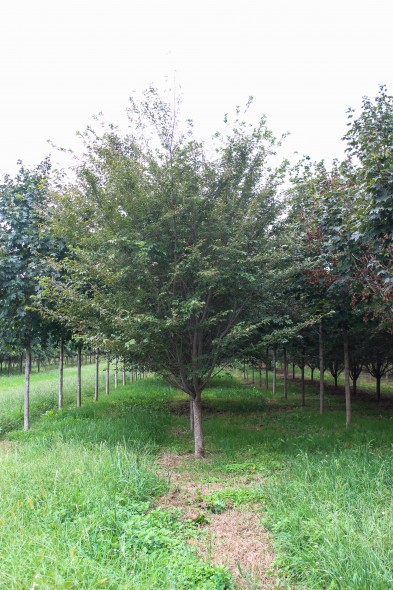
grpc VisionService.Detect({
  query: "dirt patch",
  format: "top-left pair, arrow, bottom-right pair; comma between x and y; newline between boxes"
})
190,507 -> 276,589
157,450 -> 191,470
156,452 -> 278,589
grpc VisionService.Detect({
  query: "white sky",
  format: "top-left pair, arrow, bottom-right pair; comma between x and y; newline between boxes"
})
1,0 -> 393,176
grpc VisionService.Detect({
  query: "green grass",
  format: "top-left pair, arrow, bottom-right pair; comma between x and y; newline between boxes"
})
0,369 -> 232,590
0,365 -> 98,434
0,367 -> 392,589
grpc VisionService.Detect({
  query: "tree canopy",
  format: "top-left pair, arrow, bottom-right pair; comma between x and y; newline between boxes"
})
43,90 -> 289,454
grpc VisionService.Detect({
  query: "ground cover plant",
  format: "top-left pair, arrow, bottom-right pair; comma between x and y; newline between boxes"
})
0,365 -> 392,589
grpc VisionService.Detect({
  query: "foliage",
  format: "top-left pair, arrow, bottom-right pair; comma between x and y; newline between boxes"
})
0,160 -> 57,347
343,86 -> 393,327
44,90 -> 288,400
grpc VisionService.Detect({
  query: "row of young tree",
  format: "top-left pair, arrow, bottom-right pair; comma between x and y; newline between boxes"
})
0,87 -> 392,455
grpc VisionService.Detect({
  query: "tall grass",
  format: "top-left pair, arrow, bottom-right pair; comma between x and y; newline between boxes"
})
0,371 -> 233,590
263,444 -> 392,589
0,365 -> 100,434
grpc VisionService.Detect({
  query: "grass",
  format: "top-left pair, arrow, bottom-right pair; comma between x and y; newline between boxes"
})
0,366 -> 392,589
0,365 -> 99,434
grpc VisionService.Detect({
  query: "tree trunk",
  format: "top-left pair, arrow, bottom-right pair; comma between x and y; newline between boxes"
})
319,320 -> 324,415
243,359 -> 246,380
77,343 -> 82,408
58,337 -> 64,409
343,330 -> 351,429
272,348 -> 277,395
334,374 -> 338,391
311,368 -> 314,383
283,347 -> 288,400
292,362 -> 295,379
24,338 -> 31,431
106,356 -> 110,395
265,350 -> 269,389
19,354 -> 23,375
353,376 -> 357,397
259,366 -> 262,388
122,359 -> 126,386
301,348 -> 305,407
94,351 -> 99,401
251,363 -> 255,384
37,357 -> 40,373
192,394 -> 204,457
114,356 -> 118,389
376,376 -> 381,400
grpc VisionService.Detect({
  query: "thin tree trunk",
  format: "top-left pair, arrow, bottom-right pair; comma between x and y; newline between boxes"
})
376,376 -> 381,400
353,376 -> 357,396
265,350 -> 269,390
37,357 -> 40,373
259,365 -> 262,388
251,363 -> 255,384
272,348 -> 277,395
343,330 -> 351,429
19,354 -> 23,375
311,368 -> 314,383
283,347 -> 288,400
114,356 -> 118,388
58,337 -> 64,409
77,343 -> 82,408
243,359 -> 246,381
292,362 -> 295,379
319,320 -> 324,415
106,356 -> 110,395
122,359 -> 126,386
94,351 -> 99,401
24,338 -> 31,431
192,394 -> 204,457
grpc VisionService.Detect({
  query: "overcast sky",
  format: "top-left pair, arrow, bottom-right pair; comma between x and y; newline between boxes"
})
1,0 -> 392,177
